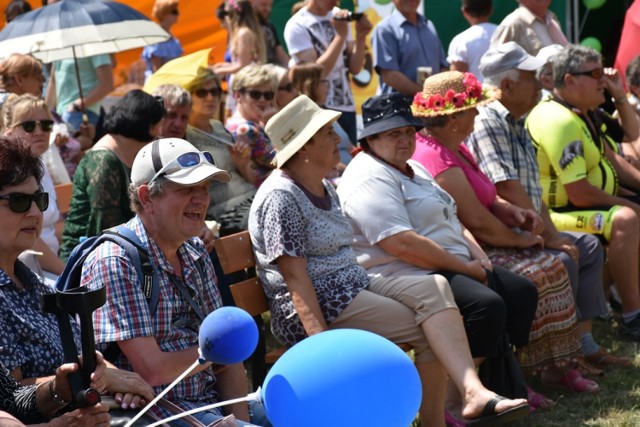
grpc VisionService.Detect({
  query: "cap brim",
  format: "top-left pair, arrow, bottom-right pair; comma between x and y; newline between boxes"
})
165,163 -> 232,185
517,55 -> 546,71
358,115 -> 424,143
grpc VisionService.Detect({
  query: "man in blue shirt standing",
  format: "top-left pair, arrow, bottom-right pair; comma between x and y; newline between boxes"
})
372,0 -> 448,97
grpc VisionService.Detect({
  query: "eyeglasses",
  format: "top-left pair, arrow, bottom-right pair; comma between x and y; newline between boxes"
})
240,89 -> 275,101
194,87 -> 222,98
570,68 -> 604,79
0,192 -> 49,213
148,151 -> 216,185
13,120 -> 54,133
278,82 -> 294,92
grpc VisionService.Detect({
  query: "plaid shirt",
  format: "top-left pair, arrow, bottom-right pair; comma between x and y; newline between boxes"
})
81,216 -> 224,417
465,100 -> 543,213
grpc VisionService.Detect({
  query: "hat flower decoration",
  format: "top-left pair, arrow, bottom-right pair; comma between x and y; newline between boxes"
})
411,71 -> 496,117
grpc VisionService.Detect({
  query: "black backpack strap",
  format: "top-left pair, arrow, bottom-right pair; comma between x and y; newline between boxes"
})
103,226 -> 160,316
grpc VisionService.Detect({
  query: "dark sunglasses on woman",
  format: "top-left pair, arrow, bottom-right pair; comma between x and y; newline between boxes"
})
13,120 -> 55,133
240,89 -> 275,101
194,87 -> 222,98
0,192 -> 49,213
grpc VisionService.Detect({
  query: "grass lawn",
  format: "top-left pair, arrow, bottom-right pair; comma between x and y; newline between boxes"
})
255,315 -> 640,426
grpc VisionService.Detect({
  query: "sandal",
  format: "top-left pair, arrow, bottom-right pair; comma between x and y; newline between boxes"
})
526,386 -> 554,412
585,347 -> 633,368
575,356 -> 605,377
466,395 -> 530,426
541,368 -> 599,393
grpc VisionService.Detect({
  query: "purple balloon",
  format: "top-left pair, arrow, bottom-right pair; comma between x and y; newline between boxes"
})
198,306 -> 258,364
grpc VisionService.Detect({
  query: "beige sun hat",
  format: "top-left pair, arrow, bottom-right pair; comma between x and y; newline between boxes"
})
411,70 -> 497,117
265,95 -> 341,168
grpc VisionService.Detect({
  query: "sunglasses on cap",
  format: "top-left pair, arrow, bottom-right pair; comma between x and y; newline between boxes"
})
570,67 -> 604,79
148,151 -> 217,185
240,89 -> 275,101
13,120 -> 54,133
0,191 -> 49,213
194,87 -> 222,98
278,82 -> 294,92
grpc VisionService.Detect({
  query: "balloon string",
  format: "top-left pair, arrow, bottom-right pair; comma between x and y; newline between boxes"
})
124,359 -> 201,427
145,388 -> 262,427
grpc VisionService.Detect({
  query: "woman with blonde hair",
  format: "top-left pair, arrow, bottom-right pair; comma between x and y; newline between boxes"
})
214,0 -> 267,116
141,0 -> 183,81
225,64 -> 277,187
216,0 -> 266,75
1,94 -> 65,279
0,53 -> 90,178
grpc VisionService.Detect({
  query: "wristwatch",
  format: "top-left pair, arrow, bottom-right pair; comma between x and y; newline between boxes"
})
48,379 -> 69,406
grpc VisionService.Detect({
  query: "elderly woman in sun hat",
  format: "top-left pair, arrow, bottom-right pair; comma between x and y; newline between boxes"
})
409,70 -> 598,394
248,94 -> 530,427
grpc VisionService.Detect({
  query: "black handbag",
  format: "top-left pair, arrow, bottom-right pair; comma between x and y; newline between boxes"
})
478,332 -> 528,399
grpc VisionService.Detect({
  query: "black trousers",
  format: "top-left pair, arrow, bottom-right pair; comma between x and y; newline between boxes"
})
437,267 -> 538,358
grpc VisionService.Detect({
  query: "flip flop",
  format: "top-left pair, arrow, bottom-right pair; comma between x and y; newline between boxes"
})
466,395 -> 530,427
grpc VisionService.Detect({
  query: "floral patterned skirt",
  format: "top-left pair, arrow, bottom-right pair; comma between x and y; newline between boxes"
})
484,245 -> 580,374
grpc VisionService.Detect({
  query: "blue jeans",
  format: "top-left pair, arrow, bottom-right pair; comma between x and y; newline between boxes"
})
62,109 -> 99,131
336,111 -> 357,144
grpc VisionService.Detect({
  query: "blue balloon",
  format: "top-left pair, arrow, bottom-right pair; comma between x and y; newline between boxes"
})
262,329 -> 421,427
198,306 -> 258,365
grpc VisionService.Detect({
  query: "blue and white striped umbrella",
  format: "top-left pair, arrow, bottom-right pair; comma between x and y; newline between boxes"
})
0,0 -> 169,63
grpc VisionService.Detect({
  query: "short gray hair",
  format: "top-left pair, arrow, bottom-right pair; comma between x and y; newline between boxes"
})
552,44 -> 601,89
152,84 -> 192,109
483,69 -> 520,89
129,175 -> 170,214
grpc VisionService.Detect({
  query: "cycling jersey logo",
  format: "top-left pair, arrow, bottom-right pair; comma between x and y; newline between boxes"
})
559,141 -> 584,169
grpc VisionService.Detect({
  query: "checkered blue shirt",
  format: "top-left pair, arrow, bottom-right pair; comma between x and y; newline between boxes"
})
81,216 -> 224,417
465,100 -> 543,213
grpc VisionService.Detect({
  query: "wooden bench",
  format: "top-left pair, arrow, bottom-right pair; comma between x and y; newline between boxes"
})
214,230 -> 412,367
214,231 -> 286,365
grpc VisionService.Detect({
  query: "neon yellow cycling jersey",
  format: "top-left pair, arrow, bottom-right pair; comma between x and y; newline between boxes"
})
526,97 -> 617,209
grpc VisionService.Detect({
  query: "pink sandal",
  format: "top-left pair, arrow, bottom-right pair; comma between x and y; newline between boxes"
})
542,368 -> 599,393
526,386 -> 555,412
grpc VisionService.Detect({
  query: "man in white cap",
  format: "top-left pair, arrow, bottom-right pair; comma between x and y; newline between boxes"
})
80,138 -> 269,425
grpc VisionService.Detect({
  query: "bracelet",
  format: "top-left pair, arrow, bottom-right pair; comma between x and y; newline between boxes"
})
48,379 -> 68,406
614,95 -> 627,104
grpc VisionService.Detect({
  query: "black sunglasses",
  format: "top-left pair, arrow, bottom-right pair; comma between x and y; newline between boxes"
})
570,68 -> 604,79
241,89 -> 275,101
278,82 -> 294,92
194,87 -> 222,98
13,120 -> 54,133
0,192 -> 49,213
170,9 -> 179,15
